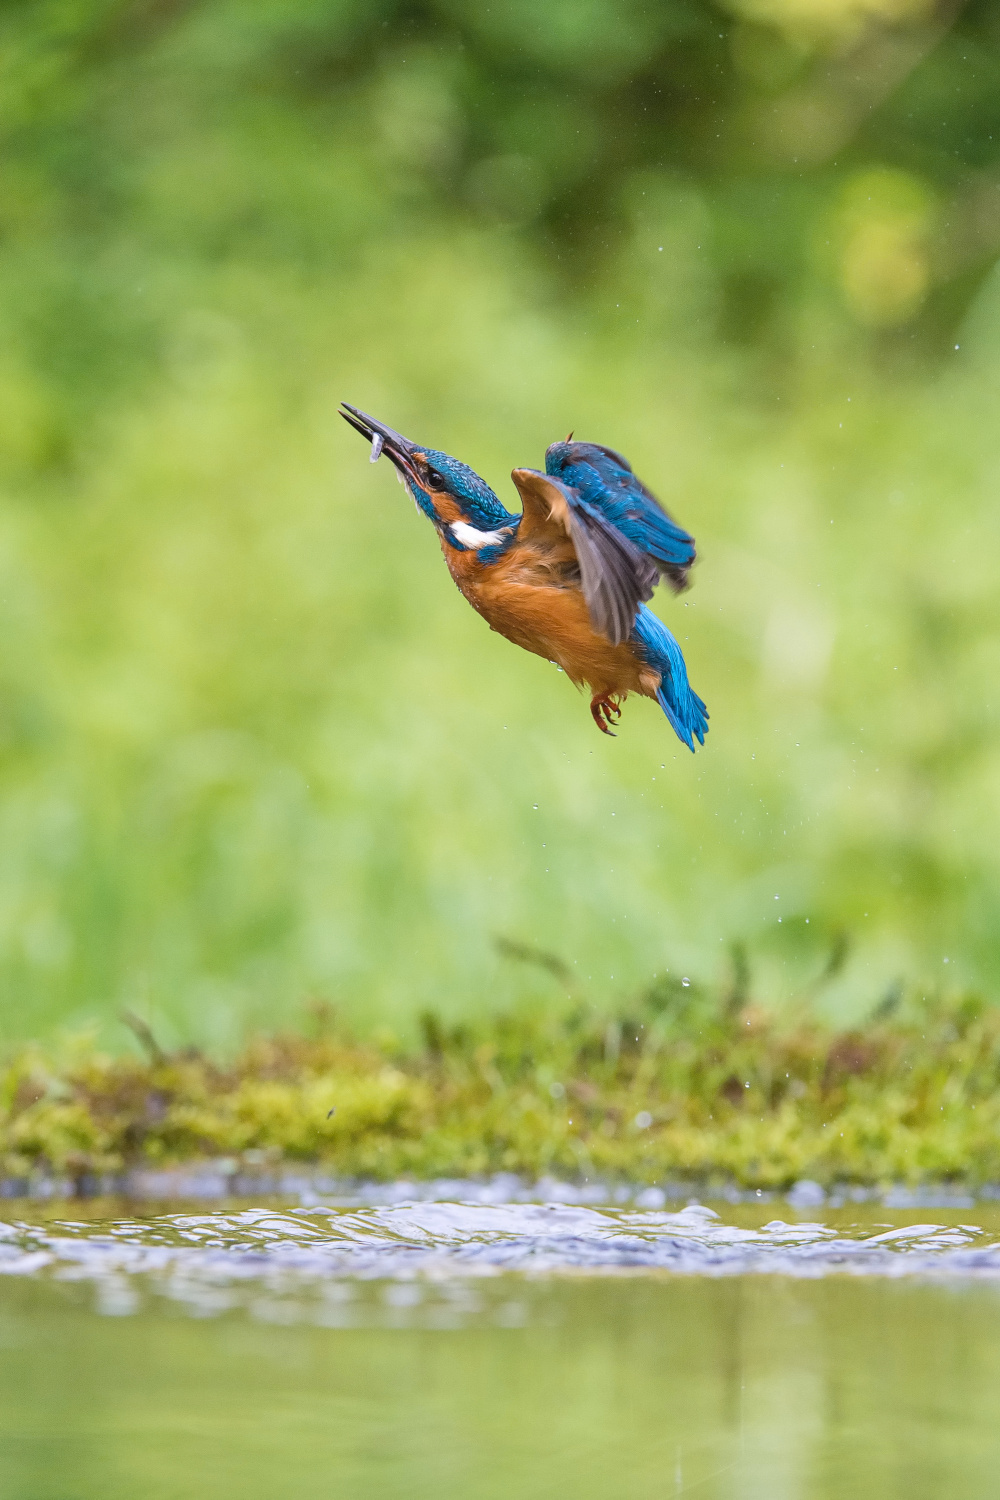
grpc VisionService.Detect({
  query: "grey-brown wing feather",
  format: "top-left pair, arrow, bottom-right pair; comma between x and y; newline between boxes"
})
510,467 -> 658,646
564,506 -> 658,646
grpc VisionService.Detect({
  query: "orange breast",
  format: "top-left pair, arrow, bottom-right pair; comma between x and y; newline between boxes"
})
440,537 -> 661,701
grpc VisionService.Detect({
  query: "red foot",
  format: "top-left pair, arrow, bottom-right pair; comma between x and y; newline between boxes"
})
590,694 -> 622,736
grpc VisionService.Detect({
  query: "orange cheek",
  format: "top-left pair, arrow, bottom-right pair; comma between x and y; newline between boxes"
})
426,490 -> 464,524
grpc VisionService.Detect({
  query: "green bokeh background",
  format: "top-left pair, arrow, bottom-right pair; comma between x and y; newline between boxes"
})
3,0 -> 1000,1047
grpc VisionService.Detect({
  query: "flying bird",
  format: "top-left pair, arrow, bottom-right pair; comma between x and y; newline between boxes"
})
340,404 -> 708,748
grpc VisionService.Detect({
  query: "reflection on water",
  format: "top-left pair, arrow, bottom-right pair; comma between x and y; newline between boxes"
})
2,1194 -> 1000,1498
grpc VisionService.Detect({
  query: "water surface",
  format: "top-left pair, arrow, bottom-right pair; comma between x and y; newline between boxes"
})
2,1192 -> 999,1497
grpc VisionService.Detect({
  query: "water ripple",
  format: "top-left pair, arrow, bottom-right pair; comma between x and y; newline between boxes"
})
2,1197 -> 1000,1323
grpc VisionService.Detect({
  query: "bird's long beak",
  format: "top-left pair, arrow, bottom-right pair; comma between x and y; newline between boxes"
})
340,402 -> 424,485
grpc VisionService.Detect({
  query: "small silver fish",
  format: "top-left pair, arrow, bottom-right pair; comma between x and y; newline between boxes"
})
370,432 -> 384,463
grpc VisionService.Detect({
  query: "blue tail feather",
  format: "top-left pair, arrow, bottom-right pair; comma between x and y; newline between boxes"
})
630,605 -> 709,752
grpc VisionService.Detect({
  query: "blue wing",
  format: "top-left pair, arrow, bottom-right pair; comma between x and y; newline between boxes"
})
510,467 -> 659,647
509,469 -> 708,747
545,440 -> 695,592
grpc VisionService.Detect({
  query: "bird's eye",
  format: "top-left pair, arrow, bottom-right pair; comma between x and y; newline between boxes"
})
425,467 -> 443,487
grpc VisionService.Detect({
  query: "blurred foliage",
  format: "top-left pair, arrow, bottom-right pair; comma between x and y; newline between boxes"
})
6,0 -> 1000,385
1,0 -> 1000,1042
5,983 -> 1000,1188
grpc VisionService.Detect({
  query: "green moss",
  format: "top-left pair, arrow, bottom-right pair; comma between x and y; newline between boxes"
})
4,985 -> 1000,1188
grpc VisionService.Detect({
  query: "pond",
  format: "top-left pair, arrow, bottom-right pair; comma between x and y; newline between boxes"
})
2,1188 -> 1000,1497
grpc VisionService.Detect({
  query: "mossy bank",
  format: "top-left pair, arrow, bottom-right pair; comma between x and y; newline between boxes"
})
5,978 -> 1000,1193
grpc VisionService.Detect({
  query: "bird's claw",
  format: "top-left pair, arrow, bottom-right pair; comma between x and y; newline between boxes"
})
590,695 -> 622,736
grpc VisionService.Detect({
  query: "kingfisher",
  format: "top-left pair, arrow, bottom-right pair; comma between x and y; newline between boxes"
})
340,403 -> 708,748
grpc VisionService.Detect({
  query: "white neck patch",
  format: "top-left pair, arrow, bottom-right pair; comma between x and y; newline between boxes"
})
449,520 -> 510,549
